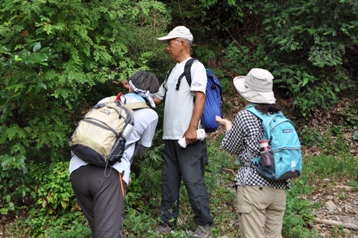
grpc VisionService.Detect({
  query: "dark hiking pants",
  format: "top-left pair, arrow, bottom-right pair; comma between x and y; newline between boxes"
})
71,165 -> 126,238
159,139 -> 213,227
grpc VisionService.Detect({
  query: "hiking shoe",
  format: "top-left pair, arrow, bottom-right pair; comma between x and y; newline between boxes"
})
155,224 -> 174,236
190,224 -> 211,238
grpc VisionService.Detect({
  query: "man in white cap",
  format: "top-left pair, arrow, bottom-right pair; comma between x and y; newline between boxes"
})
216,68 -> 289,238
153,26 -> 213,237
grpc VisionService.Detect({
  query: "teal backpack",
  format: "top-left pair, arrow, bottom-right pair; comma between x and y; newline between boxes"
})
247,107 -> 303,180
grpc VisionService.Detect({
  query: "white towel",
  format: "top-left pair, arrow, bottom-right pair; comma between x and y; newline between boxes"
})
178,129 -> 206,148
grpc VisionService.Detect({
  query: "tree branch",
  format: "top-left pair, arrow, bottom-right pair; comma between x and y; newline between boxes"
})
314,218 -> 358,230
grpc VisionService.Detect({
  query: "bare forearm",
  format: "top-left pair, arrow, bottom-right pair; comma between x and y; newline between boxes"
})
216,116 -> 232,131
189,95 -> 205,130
184,92 -> 205,143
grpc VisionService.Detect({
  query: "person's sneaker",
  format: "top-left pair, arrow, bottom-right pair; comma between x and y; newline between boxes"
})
155,224 -> 174,236
190,224 -> 211,238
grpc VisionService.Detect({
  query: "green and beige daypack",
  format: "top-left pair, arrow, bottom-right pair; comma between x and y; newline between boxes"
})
68,94 -> 148,167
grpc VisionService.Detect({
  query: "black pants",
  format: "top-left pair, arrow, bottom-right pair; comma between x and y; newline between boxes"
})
70,165 -> 126,238
160,140 -> 213,226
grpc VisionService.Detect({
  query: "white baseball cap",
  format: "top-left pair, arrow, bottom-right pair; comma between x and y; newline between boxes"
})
157,26 -> 193,43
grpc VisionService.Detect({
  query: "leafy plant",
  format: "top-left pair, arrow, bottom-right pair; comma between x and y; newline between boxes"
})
0,0 -> 169,164
261,0 -> 357,116
0,154 -> 30,215
283,178 -> 318,238
303,154 -> 358,181
1,0 -> 357,237
21,161 -> 80,237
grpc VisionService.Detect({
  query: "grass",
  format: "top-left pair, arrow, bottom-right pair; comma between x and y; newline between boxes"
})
139,124 -> 358,238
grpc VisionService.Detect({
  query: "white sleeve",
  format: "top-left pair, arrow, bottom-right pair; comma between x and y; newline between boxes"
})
190,61 -> 207,94
139,111 -> 159,147
155,83 -> 166,101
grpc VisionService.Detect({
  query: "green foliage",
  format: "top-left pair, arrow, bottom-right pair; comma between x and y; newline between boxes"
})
1,0 -> 358,237
199,143 -> 240,237
32,162 -> 73,212
0,0 -> 169,164
303,154 -> 358,181
300,125 -> 354,155
0,41 -> 69,161
131,131 -> 163,201
348,180 -> 358,191
345,102 -> 358,131
14,210 -> 91,238
222,41 -> 269,76
1,160 -> 89,237
261,0 -> 357,115
219,40 -> 272,100
283,178 -> 318,238
0,154 -> 29,215
19,161 -> 82,237
160,0 -> 244,45
123,207 -> 156,237
300,127 -> 323,147
214,0 -> 357,116
5,133 -> 357,237
43,217 -> 91,238
0,2 -> 170,225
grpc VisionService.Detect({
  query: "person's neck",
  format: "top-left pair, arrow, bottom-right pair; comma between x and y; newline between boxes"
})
175,53 -> 191,63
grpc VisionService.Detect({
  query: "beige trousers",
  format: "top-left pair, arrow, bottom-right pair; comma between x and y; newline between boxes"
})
236,185 -> 286,238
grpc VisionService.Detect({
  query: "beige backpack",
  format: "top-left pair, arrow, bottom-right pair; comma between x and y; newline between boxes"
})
69,96 -> 148,167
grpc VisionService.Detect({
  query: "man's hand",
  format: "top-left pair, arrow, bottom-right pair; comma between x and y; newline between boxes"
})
113,80 -> 130,90
183,127 -> 198,145
153,96 -> 162,106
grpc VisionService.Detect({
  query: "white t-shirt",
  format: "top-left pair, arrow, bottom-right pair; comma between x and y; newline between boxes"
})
69,94 -> 158,184
156,58 -> 207,140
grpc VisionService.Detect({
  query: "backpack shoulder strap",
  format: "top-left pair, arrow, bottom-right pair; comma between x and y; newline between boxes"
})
125,101 -> 149,110
163,68 -> 173,91
183,58 -> 196,86
162,67 -> 174,103
165,58 -> 197,92
246,107 -> 271,139
246,107 -> 286,140
110,94 -> 149,110
246,107 -> 265,120
173,58 -> 196,90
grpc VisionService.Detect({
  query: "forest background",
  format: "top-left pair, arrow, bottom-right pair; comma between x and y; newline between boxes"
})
1,0 -> 358,237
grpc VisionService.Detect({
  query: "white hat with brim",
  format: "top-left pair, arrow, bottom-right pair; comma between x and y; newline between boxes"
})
157,26 -> 193,43
233,68 -> 276,104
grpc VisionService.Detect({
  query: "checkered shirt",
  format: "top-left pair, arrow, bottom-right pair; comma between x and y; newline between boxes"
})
221,110 -> 290,190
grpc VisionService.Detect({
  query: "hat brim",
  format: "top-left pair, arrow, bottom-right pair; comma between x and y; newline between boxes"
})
157,35 -> 178,43
233,76 -> 276,104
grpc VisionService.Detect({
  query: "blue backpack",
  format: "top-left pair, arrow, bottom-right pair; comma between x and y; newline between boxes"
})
247,107 -> 303,180
165,58 -> 223,133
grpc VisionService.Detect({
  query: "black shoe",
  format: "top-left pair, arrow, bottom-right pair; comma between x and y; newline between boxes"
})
190,224 -> 211,238
155,224 -> 174,236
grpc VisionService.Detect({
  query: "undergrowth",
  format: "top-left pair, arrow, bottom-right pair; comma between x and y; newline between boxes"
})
3,123 -> 358,237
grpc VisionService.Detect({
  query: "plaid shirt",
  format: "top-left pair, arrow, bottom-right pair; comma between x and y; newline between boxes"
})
221,109 -> 289,190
